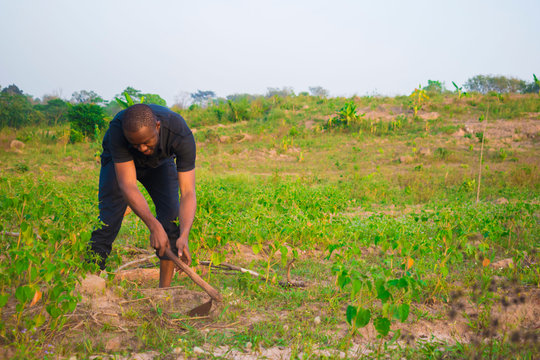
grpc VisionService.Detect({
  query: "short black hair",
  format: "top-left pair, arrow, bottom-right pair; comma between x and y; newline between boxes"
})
122,104 -> 157,133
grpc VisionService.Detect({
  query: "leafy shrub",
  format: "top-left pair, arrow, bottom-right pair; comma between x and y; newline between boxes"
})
227,99 -> 251,122
326,102 -> 364,128
67,103 -> 106,142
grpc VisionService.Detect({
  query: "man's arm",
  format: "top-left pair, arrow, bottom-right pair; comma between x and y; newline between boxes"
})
176,169 -> 196,264
114,161 -> 169,256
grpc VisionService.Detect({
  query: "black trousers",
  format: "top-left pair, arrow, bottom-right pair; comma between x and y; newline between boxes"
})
89,157 -> 180,269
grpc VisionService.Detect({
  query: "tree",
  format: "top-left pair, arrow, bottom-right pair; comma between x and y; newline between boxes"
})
190,90 -> 216,107
1,84 -> 23,96
423,80 -> 445,95
67,103 -> 106,142
142,93 -> 166,106
33,98 -> 69,125
309,86 -> 329,98
0,91 -> 34,128
464,75 -> 526,94
266,87 -> 294,98
71,90 -> 104,105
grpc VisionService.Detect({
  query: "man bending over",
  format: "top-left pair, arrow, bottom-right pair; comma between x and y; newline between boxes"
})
89,103 -> 196,287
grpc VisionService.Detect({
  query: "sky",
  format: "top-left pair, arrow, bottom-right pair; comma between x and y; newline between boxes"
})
1,0 -> 539,105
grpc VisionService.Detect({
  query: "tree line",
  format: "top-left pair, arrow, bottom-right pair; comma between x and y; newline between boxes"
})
0,74 -> 538,131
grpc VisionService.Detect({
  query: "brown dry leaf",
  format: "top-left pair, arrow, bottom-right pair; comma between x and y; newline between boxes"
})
482,258 -> 491,267
124,206 -> 132,217
30,290 -> 42,306
406,257 -> 414,270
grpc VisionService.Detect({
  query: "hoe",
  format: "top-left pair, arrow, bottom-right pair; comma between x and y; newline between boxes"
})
164,248 -> 222,316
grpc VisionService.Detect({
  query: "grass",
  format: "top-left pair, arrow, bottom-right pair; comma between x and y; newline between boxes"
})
0,93 -> 538,359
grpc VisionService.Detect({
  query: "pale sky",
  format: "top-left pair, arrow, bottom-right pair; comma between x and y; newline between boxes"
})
1,0 -> 539,104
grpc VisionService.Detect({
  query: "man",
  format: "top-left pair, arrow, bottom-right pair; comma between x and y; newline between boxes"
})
89,103 -> 196,288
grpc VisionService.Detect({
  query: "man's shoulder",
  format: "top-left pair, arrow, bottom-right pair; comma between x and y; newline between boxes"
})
150,105 -> 191,136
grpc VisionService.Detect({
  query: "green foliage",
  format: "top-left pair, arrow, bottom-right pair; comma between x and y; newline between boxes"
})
33,98 -> 70,125
522,74 -> 540,95
0,175 -> 98,351
326,102 -> 363,128
409,85 -> 429,117
452,81 -> 467,99
424,80 -> 445,95
115,87 -> 166,108
227,98 -> 251,122
1,81 -> 539,358
67,103 -> 107,142
0,91 -> 35,128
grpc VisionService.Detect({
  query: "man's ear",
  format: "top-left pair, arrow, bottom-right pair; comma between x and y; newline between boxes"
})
156,121 -> 161,132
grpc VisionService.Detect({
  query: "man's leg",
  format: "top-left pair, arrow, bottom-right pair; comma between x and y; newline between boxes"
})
139,159 -> 180,287
89,158 -> 128,270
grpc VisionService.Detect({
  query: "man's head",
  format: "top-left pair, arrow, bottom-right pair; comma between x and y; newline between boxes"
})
122,104 -> 161,156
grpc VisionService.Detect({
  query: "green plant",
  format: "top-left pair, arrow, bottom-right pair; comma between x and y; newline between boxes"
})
326,102 -> 364,128
435,147 -> 450,160
452,81 -> 467,99
115,91 -> 145,109
409,85 -> 429,117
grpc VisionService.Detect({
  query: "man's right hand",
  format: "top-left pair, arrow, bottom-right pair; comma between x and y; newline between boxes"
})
150,225 -> 170,257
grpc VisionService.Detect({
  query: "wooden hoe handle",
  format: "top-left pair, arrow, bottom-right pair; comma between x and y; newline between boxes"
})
164,248 -> 222,302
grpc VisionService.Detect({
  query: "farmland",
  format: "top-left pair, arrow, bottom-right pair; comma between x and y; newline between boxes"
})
0,91 -> 539,359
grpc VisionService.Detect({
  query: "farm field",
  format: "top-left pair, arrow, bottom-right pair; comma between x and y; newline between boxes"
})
0,93 -> 539,359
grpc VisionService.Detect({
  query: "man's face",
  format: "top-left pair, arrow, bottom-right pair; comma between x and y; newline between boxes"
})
125,122 -> 161,156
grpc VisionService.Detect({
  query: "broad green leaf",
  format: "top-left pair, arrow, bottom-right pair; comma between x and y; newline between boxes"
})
345,305 -> 357,326
125,92 -> 134,107
15,286 -> 33,303
396,303 -> 410,322
398,277 -> 408,289
374,317 -> 391,337
352,279 -> 362,295
115,97 -> 128,108
14,257 -> 29,275
251,243 -> 262,255
337,272 -> 350,289
355,307 -> 371,328
375,279 -> 391,303
211,252 -> 224,266
46,304 -> 62,318
0,293 -> 9,308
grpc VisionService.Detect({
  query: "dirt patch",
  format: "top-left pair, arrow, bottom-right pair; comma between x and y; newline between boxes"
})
461,118 -> 540,148
304,120 -> 316,129
363,110 -> 395,121
342,204 -> 432,218
419,111 -> 440,120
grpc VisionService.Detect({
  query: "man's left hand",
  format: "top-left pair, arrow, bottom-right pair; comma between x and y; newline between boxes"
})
175,236 -> 191,266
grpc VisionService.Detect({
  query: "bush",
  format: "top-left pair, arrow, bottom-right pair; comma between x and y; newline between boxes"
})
0,92 -> 34,129
67,103 -> 106,142
326,102 -> 363,129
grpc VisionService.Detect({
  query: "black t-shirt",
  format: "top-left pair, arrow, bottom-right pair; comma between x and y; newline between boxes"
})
101,104 -> 196,172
